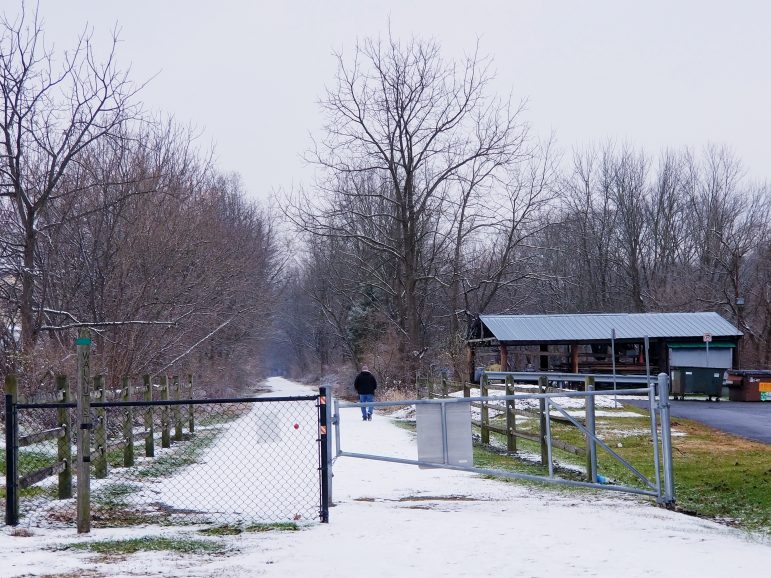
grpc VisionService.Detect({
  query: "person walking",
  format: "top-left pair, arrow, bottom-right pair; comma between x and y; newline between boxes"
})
354,365 -> 377,421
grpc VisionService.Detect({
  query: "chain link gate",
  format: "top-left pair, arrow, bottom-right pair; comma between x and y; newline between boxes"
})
5,390 -> 330,529
331,374 -> 675,505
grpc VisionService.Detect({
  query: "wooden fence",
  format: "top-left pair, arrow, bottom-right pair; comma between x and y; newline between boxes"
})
4,372 -> 195,526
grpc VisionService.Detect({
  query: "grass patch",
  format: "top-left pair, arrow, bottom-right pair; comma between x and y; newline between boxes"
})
93,483 -> 141,508
136,433 -> 217,478
60,536 -> 227,556
665,419 -> 771,533
199,522 -> 300,536
245,522 -> 300,532
476,405 -> 771,535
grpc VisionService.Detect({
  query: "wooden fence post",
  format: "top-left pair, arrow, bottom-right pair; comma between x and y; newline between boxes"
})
4,374 -> 19,525
187,374 -> 195,433
76,328 -> 92,534
122,377 -> 134,467
143,375 -> 154,457
539,375 -> 548,466
480,374 -> 489,444
94,375 -> 107,479
506,375 -> 516,452
585,376 -> 597,482
57,375 -> 72,499
442,377 -> 449,398
463,381 -> 470,398
427,379 -> 434,399
160,375 -> 170,448
173,375 -> 183,441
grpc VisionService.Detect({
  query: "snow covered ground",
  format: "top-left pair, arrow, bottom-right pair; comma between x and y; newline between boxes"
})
1,377 -> 769,577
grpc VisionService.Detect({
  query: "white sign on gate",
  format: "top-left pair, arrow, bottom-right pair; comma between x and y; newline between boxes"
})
416,402 -> 473,468
703,333 -> 713,342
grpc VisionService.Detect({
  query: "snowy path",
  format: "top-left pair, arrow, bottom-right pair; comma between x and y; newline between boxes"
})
141,379 -> 319,522
1,377 -> 769,577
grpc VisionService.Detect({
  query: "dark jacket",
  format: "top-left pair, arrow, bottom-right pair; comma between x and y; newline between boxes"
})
354,371 -> 377,395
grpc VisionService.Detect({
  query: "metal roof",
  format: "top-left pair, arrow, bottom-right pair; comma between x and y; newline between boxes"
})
479,312 -> 742,344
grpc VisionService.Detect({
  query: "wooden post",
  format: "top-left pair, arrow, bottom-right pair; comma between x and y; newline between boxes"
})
539,375 -> 548,466
5,374 -> 19,525
463,381 -> 470,398
57,375 -> 72,499
571,344 -> 579,374
143,375 -> 154,457
500,345 -> 508,371
466,344 -> 476,383
122,377 -> 134,467
540,344 -> 549,371
94,375 -> 107,479
160,376 -> 170,448
480,374 -> 490,444
505,375 -> 516,452
585,376 -> 597,482
173,375 -> 183,441
427,379 -> 434,399
76,328 -> 92,534
442,377 -> 449,399
187,374 -> 195,433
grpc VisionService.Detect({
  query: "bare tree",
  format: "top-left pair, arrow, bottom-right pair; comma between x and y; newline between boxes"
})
288,33 -> 530,378
0,6 -> 140,372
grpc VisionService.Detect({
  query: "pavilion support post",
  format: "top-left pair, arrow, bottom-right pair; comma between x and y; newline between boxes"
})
571,344 -> 579,374
466,345 -> 476,383
539,345 -> 549,371
500,345 -> 508,371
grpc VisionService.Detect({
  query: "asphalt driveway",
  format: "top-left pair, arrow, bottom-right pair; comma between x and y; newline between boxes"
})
625,398 -> 771,444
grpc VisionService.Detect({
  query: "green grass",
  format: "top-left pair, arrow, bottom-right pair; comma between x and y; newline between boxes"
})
478,407 -> 771,535
93,482 -> 141,508
199,522 -> 300,536
59,536 -> 227,556
0,448 -> 60,500
136,433 -> 218,478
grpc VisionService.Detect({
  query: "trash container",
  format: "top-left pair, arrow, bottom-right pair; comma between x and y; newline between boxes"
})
727,370 -> 771,402
670,367 -> 724,400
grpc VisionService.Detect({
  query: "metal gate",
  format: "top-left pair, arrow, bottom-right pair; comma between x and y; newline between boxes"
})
5,391 -> 330,528
331,373 -> 675,505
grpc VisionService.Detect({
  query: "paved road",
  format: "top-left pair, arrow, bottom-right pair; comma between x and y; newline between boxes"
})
625,399 -> 771,444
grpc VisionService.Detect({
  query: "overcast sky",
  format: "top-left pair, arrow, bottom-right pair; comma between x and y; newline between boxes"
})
11,0 -> 771,199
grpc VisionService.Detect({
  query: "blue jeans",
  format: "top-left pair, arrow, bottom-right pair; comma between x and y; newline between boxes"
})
359,394 -> 375,418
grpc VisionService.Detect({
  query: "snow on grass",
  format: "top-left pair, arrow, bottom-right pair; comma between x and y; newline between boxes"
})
134,384 -> 319,523
1,376 -> 769,578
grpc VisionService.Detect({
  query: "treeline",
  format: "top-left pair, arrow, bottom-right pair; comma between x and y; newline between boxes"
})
0,11 -> 281,393
277,34 -> 770,384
